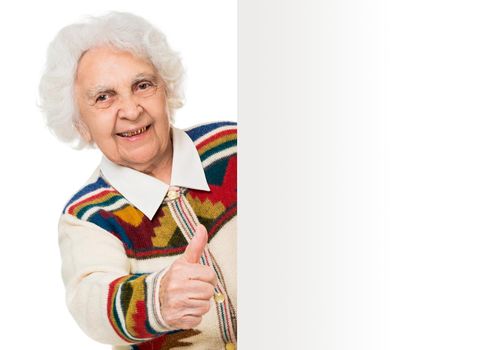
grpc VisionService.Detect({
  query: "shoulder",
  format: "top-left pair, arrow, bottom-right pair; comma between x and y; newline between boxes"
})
62,171 -> 125,221
184,120 -> 237,144
183,121 -> 237,167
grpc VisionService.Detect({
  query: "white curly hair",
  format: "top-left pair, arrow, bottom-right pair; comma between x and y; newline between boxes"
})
39,11 -> 185,149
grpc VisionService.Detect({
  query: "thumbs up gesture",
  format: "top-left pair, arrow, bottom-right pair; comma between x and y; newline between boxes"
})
158,224 -> 217,330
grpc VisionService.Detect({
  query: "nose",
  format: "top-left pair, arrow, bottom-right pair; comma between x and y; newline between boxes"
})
117,94 -> 142,120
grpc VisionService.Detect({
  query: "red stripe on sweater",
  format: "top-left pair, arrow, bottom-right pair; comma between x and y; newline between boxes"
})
195,129 -> 236,150
127,246 -> 187,258
107,276 -> 133,343
67,189 -> 117,215
132,300 -> 152,339
208,205 -> 237,241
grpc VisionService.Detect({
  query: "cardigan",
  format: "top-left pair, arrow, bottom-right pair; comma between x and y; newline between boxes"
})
58,121 -> 237,350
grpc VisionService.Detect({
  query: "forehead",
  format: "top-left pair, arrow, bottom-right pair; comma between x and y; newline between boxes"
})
75,46 -> 157,87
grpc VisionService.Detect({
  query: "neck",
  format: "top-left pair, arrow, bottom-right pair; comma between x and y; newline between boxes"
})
147,139 -> 173,184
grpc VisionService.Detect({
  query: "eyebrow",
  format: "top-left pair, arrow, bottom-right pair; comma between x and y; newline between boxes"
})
133,73 -> 159,83
85,73 -> 160,99
86,85 -> 113,99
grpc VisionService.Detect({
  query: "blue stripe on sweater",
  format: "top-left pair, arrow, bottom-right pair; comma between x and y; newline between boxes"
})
185,121 -> 236,142
63,176 -> 111,214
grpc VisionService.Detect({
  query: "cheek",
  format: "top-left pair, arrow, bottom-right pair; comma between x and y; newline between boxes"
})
92,112 -> 116,133
84,118 -> 117,146
77,121 -> 93,143
143,95 -> 168,118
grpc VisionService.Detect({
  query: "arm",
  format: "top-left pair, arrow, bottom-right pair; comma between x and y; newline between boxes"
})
59,214 -> 173,345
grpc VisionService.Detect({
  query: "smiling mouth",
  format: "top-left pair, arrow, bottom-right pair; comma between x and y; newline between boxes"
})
117,125 -> 150,137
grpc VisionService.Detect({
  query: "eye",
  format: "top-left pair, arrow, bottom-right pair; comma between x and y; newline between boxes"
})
136,81 -> 154,90
96,94 -> 109,103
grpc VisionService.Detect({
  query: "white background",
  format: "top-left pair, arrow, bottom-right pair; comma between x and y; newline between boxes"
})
0,1 -> 235,349
239,0 -> 484,349
384,1 -> 484,348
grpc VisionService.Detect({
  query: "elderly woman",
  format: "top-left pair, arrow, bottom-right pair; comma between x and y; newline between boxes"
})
39,12 -> 237,350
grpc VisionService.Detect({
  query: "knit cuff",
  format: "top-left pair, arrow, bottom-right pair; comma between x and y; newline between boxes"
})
108,270 -> 175,342
147,268 -> 177,332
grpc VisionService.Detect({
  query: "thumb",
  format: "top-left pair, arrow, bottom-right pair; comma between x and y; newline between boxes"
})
181,224 -> 208,264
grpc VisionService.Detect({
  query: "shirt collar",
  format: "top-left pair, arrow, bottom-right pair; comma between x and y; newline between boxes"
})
100,126 -> 210,220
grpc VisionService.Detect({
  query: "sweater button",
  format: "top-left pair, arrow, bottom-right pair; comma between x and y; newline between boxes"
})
167,190 -> 179,200
214,292 -> 225,303
225,342 -> 236,350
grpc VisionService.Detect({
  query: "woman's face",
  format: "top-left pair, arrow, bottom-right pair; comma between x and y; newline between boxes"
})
75,46 -> 172,173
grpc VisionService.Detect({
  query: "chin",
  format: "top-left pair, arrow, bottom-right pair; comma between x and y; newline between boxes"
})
124,149 -> 160,167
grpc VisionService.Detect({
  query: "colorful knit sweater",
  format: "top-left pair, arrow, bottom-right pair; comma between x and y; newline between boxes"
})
59,121 -> 237,350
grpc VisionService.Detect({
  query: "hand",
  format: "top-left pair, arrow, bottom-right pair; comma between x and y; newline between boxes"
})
159,224 -> 217,329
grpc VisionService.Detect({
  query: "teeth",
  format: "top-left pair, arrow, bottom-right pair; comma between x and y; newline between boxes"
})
120,126 -> 147,137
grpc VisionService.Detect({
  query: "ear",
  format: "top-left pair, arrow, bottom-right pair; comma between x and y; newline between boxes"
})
75,118 -> 93,143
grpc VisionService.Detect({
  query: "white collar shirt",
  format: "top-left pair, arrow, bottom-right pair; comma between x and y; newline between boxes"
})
100,126 -> 210,220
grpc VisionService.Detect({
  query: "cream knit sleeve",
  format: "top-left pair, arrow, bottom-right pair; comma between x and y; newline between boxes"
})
58,214 -> 174,345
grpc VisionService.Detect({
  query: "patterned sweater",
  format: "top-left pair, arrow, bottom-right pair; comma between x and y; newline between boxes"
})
59,122 -> 237,350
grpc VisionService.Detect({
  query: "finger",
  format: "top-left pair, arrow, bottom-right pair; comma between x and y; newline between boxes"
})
174,315 -> 203,330
161,297 -> 209,328
183,299 -> 211,316
184,264 -> 217,285
184,280 -> 216,300
181,224 -> 208,264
